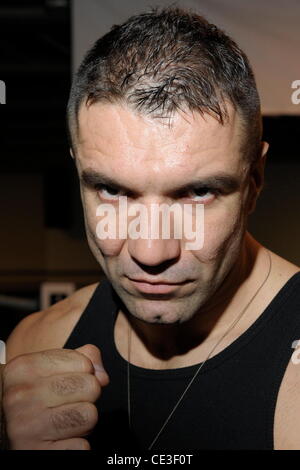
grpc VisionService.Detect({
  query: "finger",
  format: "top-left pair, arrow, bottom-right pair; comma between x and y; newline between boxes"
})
42,372 -> 102,407
3,349 -> 95,388
48,438 -> 91,450
76,344 -> 109,386
11,438 -> 91,451
4,372 -> 102,411
8,401 -> 98,444
43,402 -> 98,441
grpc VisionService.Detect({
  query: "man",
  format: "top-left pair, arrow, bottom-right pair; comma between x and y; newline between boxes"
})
1,7 -> 300,451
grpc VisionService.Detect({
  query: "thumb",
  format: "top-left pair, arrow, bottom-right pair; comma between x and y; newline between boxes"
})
76,344 -> 109,386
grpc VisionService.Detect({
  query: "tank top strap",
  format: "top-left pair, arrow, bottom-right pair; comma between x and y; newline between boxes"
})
63,279 -> 118,350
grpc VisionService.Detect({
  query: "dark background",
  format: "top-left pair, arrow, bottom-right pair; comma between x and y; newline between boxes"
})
0,0 -> 102,340
0,0 -> 299,341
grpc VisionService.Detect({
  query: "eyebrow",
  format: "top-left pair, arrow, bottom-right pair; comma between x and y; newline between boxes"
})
80,169 -> 240,195
80,170 -> 133,193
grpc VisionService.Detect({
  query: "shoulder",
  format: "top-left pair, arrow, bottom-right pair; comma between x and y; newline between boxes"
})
248,234 -> 299,296
263,247 -> 300,303
269,250 -> 300,449
268,248 -> 299,283
246,239 -> 300,448
6,282 -> 100,361
274,350 -> 300,449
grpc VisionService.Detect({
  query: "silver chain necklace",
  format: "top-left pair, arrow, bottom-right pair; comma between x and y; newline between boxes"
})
126,249 -> 272,451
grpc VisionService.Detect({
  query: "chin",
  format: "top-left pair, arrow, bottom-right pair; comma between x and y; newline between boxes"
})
125,296 -> 199,325
138,312 -> 181,325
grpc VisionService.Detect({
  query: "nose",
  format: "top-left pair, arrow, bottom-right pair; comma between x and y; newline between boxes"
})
127,237 -> 181,267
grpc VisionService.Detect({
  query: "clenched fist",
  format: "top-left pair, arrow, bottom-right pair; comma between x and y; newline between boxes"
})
0,344 -> 109,450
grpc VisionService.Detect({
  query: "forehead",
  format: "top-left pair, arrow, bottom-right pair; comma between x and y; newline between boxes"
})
76,102 -> 245,179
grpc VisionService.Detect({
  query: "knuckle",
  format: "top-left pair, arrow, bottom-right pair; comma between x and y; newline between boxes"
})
50,403 -> 98,433
73,351 -> 94,374
50,408 -> 87,432
39,349 -> 74,366
37,349 -> 93,374
3,383 -> 33,410
3,355 -> 31,383
48,374 -> 101,399
84,344 -> 101,358
49,374 -> 86,396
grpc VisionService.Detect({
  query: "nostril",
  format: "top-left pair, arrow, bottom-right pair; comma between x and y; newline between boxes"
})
131,257 -> 180,275
127,238 -> 181,269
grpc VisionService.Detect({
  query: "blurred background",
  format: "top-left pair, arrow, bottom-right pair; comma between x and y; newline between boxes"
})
0,0 -> 299,341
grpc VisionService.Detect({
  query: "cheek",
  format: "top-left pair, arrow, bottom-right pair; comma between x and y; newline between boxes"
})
96,238 -> 125,257
82,193 -> 126,257
195,200 -> 245,263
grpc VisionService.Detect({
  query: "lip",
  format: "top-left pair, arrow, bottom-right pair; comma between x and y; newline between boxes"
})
128,277 -> 188,294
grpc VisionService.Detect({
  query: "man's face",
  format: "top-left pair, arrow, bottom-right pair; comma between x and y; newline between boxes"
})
75,102 -> 261,324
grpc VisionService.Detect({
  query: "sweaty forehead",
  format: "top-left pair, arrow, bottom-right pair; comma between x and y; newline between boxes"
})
76,102 -> 243,170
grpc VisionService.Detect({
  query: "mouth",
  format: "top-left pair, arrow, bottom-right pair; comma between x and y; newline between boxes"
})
127,277 -> 190,294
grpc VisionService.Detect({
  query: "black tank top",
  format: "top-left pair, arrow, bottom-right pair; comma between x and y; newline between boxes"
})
64,272 -> 300,451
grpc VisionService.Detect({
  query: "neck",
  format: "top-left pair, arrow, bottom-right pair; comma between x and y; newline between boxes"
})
120,233 -> 266,366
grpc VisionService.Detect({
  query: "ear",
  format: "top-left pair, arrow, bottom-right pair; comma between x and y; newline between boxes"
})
247,141 -> 269,214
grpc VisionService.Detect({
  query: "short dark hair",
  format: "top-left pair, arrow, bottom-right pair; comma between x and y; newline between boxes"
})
67,6 -> 262,163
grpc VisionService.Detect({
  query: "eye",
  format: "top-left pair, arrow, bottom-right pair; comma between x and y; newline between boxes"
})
189,187 -> 216,202
97,184 -> 121,200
